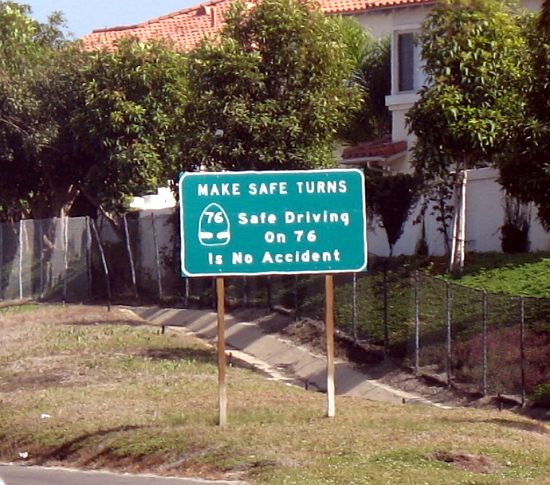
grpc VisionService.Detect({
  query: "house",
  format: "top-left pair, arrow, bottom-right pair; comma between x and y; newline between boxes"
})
83,0 -> 549,255
342,0 -> 543,173
82,0 -> 433,171
83,0 -> 543,170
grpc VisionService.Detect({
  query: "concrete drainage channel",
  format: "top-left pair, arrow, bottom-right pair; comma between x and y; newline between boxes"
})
128,306 -> 451,410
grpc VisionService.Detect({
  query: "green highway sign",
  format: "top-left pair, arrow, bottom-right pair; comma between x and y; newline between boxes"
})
179,169 -> 367,276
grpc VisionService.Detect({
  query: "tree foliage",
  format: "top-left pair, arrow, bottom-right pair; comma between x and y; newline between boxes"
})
0,1 -> 188,222
366,171 -> 421,256
0,1 -> 71,220
341,35 -> 391,144
499,14 -> 550,229
77,40 -> 187,217
332,17 -> 391,143
406,0 -> 529,180
182,0 -> 361,171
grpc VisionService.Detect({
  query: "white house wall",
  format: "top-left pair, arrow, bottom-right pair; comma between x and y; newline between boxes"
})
366,196 -> 447,257
352,10 -> 393,40
361,0 -> 549,256
524,0 -> 543,12
367,168 -> 550,257
464,168 -> 506,253
465,168 -> 550,253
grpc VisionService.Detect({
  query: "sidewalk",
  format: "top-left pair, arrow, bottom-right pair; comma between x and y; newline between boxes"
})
130,306 -> 447,408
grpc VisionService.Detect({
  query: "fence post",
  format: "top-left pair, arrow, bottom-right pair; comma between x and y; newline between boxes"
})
482,290 -> 488,396
184,277 -> 190,308
18,219 -> 23,300
414,271 -> 420,375
151,213 -> 163,301
86,217 -> 93,300
519,296 -> 526,407
446,281 -> 452,388
123,214 -> 138,300
0,221 -> 3,301
383,267 -> 389,358
212,278 -> 216,309
90,219 -> 111,311
294,275 -> 299,320
352,273 -> 358,343
243,276 -> 249,307
63,216 -> 69,303
38,220 -> 45,299
266,275 -> 272,310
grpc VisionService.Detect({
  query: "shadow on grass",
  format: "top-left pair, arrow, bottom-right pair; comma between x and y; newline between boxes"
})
33,424 -> 148,465
485,417 -> 549,434
141,347 -> 216,365
59,319 -> 152,328
439,416 -> 549,434
0,373 -> 69,393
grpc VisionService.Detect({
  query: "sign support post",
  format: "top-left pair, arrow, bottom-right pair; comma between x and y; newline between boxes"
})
216,277 -> 227,427
325,274 -> 336,418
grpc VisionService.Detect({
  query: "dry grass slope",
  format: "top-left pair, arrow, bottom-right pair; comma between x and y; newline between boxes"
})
0,304 -> 549,484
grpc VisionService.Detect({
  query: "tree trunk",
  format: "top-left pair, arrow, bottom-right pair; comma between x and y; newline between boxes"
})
449,170 -> 468,275
540,0 -> 550,32
80,186 -> 124,239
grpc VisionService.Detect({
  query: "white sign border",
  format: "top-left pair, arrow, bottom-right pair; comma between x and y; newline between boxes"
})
179,168 -> 368,277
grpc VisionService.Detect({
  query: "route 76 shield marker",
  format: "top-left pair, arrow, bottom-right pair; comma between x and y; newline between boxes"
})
179,169 -> 368,424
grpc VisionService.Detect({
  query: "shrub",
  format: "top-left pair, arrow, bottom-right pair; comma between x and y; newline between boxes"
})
530,382 -> 550,407
501,221 -> 530,253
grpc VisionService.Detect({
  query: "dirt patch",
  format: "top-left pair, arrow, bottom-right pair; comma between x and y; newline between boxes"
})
429,450 -> 504,474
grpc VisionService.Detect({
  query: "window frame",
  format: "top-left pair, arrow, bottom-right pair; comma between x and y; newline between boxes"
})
392,28 -> 423,95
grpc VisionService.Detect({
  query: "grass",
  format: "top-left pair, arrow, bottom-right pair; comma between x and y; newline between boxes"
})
452,252 -> 550,297
0,304 -> 549,483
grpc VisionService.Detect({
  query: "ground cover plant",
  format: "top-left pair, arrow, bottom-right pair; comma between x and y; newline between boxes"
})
0,304 -> 549,483
451,252 -> 550,297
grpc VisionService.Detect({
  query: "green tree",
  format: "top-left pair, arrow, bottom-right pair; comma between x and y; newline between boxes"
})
332,16 -> 391,143
0,1 -> 71,220
365,170 -> 421,356
408,0 -> 527,179
342,36 -> 391,144
366,171 -> 421,257
406,0 -> 529,269
499,14 -> 550,230
76,39 -> 187,223
183,0 -> 361,171
0,2 -> 187,223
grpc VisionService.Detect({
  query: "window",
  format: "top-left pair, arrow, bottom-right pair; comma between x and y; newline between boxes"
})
397,32 -> 415,92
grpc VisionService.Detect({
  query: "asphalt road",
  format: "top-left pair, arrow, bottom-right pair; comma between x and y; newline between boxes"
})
0,465 -> 248,485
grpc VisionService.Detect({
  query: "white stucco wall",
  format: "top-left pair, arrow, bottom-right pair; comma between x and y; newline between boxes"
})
524,0 -> 543,12
465,168 -> 550,253
352,10 -> 393,39
367,168 -> 550,257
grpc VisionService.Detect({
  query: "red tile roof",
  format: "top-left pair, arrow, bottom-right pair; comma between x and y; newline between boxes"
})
82,0 -> 432,51
342,138 -> 407,160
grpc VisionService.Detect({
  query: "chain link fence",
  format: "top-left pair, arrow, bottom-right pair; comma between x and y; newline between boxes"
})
1,214 -> 548,402
0,217 -> 91,302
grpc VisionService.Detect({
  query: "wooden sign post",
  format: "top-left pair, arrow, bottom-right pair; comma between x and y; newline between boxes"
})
325,274 -> 336,418
216,277 -> 227,427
